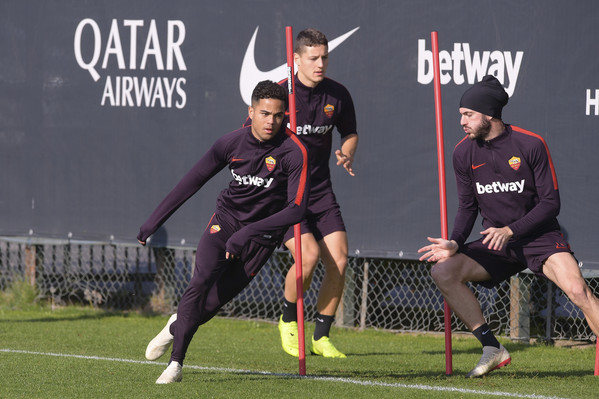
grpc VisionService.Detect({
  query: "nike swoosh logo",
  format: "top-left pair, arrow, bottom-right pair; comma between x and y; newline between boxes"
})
472,163 -> 486,170
482,329 -> 490,335
239,26 -> 360,105
556,243 -> 568,249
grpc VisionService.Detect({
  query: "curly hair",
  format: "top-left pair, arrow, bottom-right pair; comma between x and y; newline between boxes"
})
251,80 -> 288,107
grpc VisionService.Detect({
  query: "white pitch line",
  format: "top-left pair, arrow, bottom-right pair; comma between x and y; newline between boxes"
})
0,348 -> 572,399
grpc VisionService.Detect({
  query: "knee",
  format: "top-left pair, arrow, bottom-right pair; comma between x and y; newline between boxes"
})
430,261 -> 457,287
323,252 -> 347,277
563,280 -> 593,309
300,247 -> 320,271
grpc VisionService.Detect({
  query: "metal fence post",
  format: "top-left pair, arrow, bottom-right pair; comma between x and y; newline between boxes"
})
545,281 -> 554,342
359,260 -> 369,331
25,243 -> 37,288
509,274 -> 530,342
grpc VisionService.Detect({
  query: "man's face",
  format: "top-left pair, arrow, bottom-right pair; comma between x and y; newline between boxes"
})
249,98 -> 286,142
294,45 -> 329,88
459,107 -> 492,141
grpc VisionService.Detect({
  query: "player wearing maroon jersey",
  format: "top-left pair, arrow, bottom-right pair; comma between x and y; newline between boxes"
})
277,28 -> 357,358
138,81 -> 309,384
244,28 -> 357,357
419,75 -> 599,377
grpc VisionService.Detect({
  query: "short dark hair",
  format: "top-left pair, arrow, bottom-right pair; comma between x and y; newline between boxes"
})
295,28 -> 328,53
251,80 -> 288,107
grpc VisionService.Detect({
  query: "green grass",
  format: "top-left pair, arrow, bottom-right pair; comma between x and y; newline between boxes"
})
0,307 -> 597,398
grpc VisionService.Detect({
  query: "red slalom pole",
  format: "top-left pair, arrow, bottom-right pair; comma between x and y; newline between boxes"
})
431,31 -> 453,376
286,26 -> 306,376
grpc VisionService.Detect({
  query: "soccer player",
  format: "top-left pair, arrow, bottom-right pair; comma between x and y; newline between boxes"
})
245,28 -> 358,358
418,75 -> 599,377
138,80 -> 310,384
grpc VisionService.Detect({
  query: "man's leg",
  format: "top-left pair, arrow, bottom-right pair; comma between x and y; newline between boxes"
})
147,227 -> 229,384
309,231 -> 348,358
283,233 -> 321,302
278,233 -> 320,357
431,253 -> 491,331
543,252 -> 599,336
431,253 -> 510,377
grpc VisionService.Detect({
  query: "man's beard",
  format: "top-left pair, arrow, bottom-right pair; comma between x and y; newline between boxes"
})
470,118 -> 492,141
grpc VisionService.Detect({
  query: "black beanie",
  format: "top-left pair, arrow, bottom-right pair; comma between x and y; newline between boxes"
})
459,75 -> 509,119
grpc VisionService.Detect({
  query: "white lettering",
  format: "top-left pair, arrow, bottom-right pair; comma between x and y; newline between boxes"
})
134,77 -> 155,107
74,19 -> 102,81
417,40 -> 524,97
175,78 -> 186,109
100,76 -> 185,108
122,76 -> 134,106
102,19 -> 126,71
230,170 -> 274,188
515,179 -> 524,193
586,89 -> 599,116
123,20 -> 144,70
476,179 -> 525,195
101,75 -> 115,106
294,124 -> 333,135
167,20 -> 187,71
141,20 -> 163,70
162,77 -> 177,108
74,18 -> 188,109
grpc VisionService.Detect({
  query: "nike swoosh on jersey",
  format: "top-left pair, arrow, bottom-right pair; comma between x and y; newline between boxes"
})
239,26 -> 360,105
471,163 -> 486,170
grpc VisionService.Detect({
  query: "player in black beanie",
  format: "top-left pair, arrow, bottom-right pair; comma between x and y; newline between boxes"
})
419,73 -> 599,379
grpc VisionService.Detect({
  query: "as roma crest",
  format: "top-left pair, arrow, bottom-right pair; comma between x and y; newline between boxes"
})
324,104 -> 335,118
265,156 -> 276,172
508,156 -> 521,171
210,225 -> 221,234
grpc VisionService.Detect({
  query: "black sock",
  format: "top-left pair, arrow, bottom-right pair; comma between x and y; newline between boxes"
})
313,313 -> 335,341
472,323 -> 500,348
281,299 -> 297,322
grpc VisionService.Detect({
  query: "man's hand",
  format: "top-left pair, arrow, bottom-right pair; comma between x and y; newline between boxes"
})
138,239 -> 146,246
418,237 -> 459,262
481,226 -> 513,251
335,149 -> 355,176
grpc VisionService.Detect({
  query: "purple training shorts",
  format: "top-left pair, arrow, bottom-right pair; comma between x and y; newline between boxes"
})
282,205 -> 346,244
461,229 -> 574,288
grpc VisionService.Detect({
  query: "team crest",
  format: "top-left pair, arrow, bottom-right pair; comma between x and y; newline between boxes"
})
508,156 -> 521,171
324,104 -> 335,118
209,225 -> 221,234
265,156 -> 276,172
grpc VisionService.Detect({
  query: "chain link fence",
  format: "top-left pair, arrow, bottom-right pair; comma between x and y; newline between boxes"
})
1,236 -> 597,342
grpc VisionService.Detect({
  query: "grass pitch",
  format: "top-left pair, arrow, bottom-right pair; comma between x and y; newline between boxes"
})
0,306 -> 597,398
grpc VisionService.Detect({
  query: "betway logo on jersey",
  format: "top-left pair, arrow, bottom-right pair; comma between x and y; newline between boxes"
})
292,124 -> 334,135
74,18 -> 187,109
231,169 -> 274,188
476,179 -> 525,194
417,39 -> 523,97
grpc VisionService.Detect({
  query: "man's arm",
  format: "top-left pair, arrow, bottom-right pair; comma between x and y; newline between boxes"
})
137,138 -> 229,244
335,133 -> 358,176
